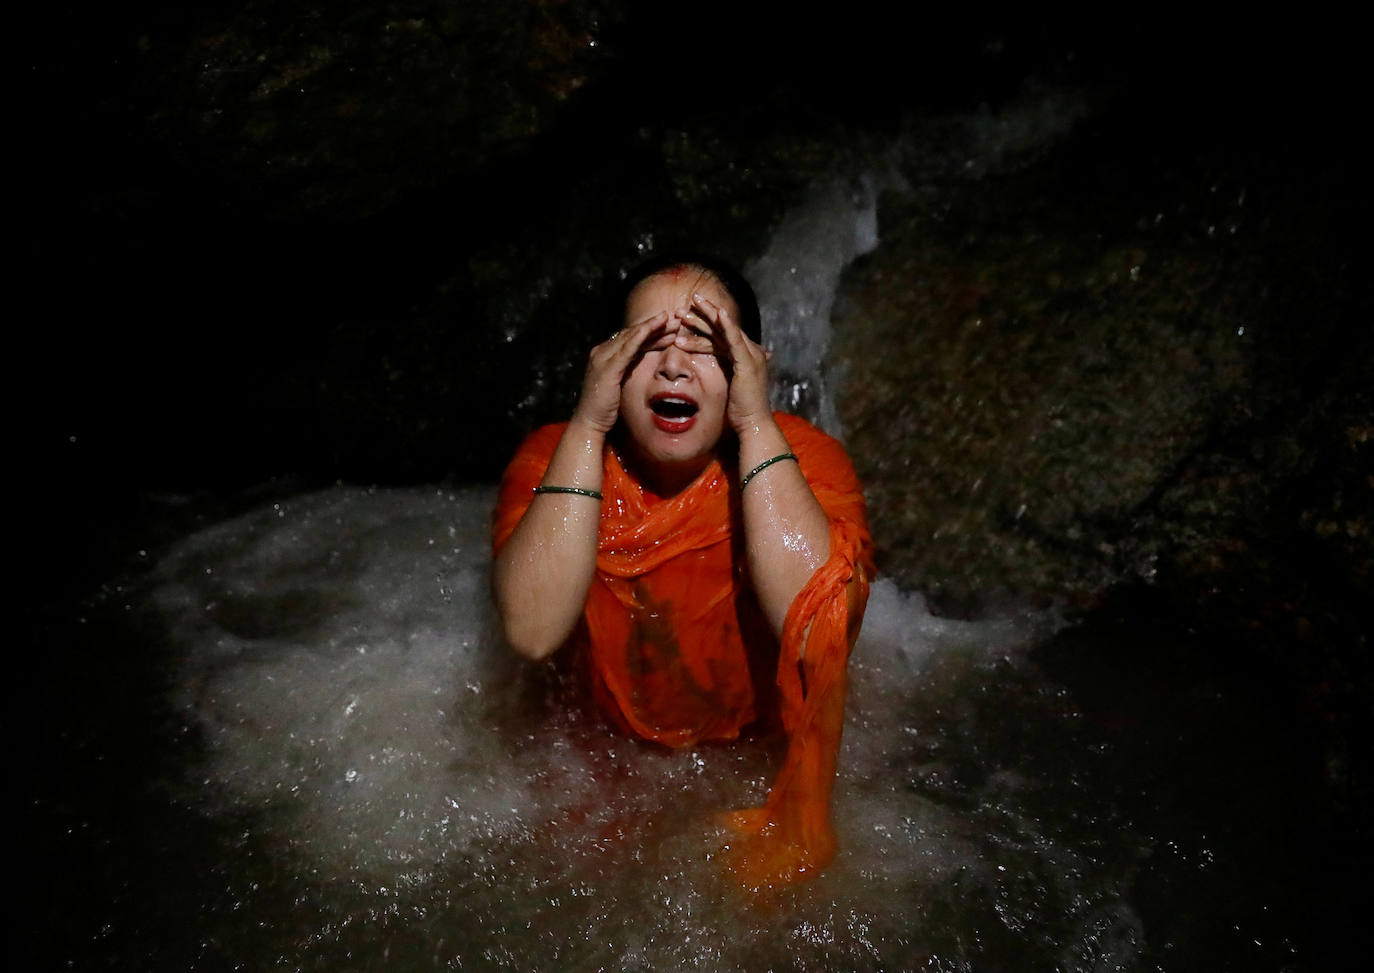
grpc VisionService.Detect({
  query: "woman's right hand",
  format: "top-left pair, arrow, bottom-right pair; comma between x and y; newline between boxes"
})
570,311 -> 675,434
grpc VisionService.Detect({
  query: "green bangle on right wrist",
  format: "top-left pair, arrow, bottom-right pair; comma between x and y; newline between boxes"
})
740,452 -> 798,491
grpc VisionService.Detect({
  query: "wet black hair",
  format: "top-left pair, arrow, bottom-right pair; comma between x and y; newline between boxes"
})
615,252 -> 762,344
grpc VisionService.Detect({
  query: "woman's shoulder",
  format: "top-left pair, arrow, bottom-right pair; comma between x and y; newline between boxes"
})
506,422 -> 571,465
498,422 -> 571,492
493,422 -> 575,550
773,412 -> 847,457
772,412 -> 863,496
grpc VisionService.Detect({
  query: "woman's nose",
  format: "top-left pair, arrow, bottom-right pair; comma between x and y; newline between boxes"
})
656,343 -> 692,380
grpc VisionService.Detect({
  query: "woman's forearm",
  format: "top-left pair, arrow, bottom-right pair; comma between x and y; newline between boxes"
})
492,420 -> 606,659
736,416 -> 833,636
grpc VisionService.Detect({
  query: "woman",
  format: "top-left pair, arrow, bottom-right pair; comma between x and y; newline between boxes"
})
492,255 -> 873,889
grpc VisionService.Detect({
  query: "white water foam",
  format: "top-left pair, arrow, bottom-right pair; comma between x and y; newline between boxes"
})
156,485 -> 1026,874
155,484 -> 1101,969
749,174 -> 880,435
148,162 -> 1144,968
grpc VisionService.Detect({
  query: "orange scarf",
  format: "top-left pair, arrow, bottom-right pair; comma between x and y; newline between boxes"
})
493,413 -> 873,888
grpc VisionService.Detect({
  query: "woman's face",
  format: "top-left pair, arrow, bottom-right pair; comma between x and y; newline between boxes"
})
618,268 -> 735,489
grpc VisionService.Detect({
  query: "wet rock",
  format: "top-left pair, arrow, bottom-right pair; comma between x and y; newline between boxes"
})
834,103 -> 1366,620
127,0 -> 622,218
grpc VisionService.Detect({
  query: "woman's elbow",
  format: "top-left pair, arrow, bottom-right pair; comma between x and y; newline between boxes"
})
494,593 -> 574,662
492,565 -> 555,659
496,604 -> 568,661
504,630 -> 562,661
491,554 -> 587,660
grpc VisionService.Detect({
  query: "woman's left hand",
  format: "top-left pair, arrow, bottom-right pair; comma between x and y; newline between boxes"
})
687,292 -> 772,435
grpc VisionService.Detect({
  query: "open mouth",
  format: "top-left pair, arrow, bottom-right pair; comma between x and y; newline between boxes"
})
649,393 -> 699,433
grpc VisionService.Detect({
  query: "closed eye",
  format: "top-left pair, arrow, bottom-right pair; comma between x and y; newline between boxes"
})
675,328 -> 716,355
680,311 -> 711,337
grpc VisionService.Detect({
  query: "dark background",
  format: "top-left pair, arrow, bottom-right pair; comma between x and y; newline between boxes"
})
18,4 -> 1369,967
24,6 -> 1361,486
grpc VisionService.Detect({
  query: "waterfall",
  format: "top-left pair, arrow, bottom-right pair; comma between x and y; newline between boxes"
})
750,174 -> 880,436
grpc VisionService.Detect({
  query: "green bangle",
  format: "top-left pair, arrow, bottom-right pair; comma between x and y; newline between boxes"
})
740,452 -> 798,491
533,485 -> 603,500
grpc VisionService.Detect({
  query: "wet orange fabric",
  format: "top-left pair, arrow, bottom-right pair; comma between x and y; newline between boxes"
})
493,412 -> 873,888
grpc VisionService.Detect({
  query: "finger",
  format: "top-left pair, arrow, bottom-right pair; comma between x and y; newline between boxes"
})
622,308 -> 673,336
607,312 -> 675,377
670,308 -> 718,354
691,293 -> 752,353
685,295 -> 733,361
649,313 -> 699,352
606,311 -> 671,358
692,293 -> 757,366
672,329 -> 716,355
589,316 -> 662,379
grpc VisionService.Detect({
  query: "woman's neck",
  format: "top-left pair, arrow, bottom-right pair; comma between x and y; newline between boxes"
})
613,435 -> 716,500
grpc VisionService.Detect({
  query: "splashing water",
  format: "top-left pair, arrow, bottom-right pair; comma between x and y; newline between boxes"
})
750,175 -> 880,434
137,176 -> 1156,969
154,484 -> 1142,971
